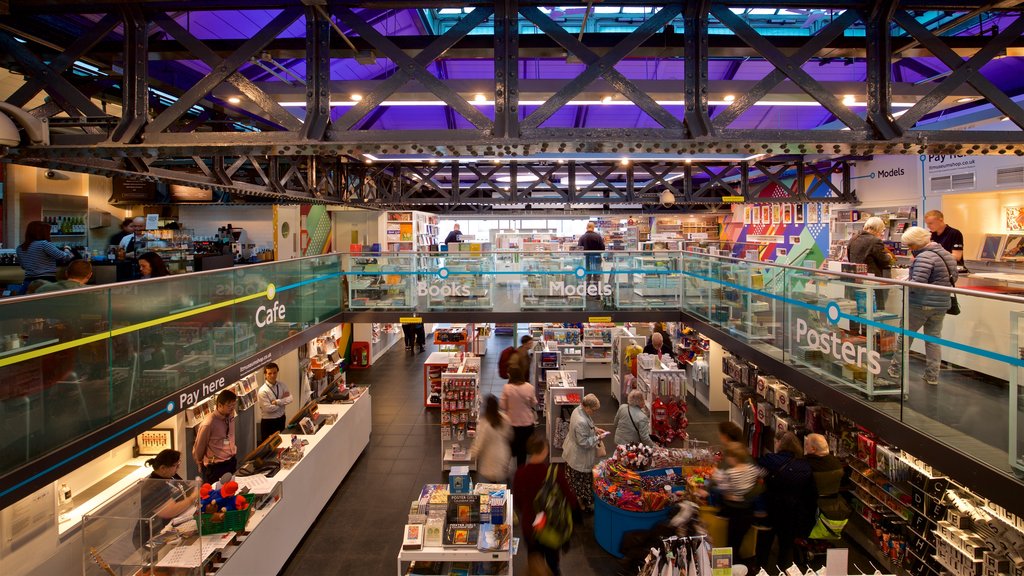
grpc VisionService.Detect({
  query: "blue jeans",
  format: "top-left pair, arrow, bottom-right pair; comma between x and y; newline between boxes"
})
890,305 -> 946,382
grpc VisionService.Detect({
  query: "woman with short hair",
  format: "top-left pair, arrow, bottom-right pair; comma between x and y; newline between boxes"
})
561,393 -> 606,511
613,389 -> 656,447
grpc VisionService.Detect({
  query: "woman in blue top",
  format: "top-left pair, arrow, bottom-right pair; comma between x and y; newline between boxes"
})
16,221 -> 73,293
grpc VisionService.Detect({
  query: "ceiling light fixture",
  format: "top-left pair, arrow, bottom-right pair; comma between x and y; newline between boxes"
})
474,93 -> 487,103
227,97 -> 241,104
842,94 -> 856,106
350,94 -> 363,102
495,174 -> 540,183
277,98 -> 915,108
619,158 -> 630,166
723,95 -> 735,103
956,97 -> 976,103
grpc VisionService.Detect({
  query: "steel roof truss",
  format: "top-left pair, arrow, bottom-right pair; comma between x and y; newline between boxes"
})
712,6 -> 869,132
329,6 -> 494,132
518,5 -> 684,131
894,9 -> 1024,131
145,6 -> 304,135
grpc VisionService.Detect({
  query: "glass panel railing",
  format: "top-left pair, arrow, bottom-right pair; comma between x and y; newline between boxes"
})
0,254 -> 343,482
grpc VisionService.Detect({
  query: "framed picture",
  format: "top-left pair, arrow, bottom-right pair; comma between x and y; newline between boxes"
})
771,205 -> 781,224
752,206 -> 761,224
742,206 -> 751,225
761,206 -> 771,224
782,204 -> 793,224
795,204 -> 805,224
136,429 -> 174,455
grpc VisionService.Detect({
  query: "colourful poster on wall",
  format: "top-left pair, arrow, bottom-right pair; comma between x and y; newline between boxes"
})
301,205 -> 333,255
1006,207 -> 1024,231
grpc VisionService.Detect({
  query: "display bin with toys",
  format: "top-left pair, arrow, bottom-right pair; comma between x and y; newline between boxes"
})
197,480 -> 254,535
592,443 -> 716,557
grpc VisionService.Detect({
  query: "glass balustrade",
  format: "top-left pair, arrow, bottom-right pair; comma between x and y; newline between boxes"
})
1,248 -> 1022,486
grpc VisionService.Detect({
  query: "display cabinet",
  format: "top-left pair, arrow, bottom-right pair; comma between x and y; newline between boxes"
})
711,262 -> 780,342
544,371 -> 582,464
520,253 -> 586,310
611,328 -> 646,403
541,327 -> 583,375
787,271 -> 904,400
611,253 -> 681,309
347,254 -> 416,310
425,255 -> 494,310
441,372 -> 479,471
395,489 -> 514,576
583,325 -> 613,380
423,352 -> 459,408
1012,310 -> 1024,478
82,478 -> 207,576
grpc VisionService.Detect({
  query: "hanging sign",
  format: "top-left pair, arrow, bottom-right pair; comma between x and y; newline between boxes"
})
400,317 -> 424,324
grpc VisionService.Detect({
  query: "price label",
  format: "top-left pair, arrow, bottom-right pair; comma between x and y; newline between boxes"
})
722,196 -> 744,203
588,316 -> 612,323
399,317 -> 423,324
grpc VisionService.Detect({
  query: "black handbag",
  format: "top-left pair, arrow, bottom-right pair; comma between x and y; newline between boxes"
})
938,256 -> 961,316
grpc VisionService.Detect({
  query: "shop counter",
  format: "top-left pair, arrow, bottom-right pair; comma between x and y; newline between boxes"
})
218,393 -> 371,575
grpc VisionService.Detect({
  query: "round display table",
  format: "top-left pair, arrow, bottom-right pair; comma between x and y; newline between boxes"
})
593,495 -> 672,557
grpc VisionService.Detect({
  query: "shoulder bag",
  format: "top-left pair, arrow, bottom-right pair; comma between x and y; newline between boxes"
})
938,253 -> 961,316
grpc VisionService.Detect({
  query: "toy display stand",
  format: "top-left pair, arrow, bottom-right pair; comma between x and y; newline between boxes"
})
592,444 -> 716,557
593,475 -> 675,558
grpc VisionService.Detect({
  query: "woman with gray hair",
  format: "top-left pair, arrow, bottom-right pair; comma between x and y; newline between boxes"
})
847,216 -> 893,277
612,389 -> 656,447
887,225 -> 958,386
561,393 -> 607,511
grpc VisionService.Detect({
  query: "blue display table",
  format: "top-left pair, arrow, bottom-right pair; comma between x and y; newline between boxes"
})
593,495 -> 672,557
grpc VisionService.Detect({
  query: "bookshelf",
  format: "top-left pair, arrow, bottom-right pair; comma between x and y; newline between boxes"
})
383,210 -> 438,252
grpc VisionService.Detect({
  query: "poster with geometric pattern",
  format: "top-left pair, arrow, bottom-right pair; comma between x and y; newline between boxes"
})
301,205 -> 333,255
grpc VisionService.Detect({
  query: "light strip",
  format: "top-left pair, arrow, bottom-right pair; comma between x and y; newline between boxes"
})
278,99 -> 915,108
364,153 -> 767,163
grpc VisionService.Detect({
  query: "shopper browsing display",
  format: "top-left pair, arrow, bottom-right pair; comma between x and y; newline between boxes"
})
443,223 -> 464,245
577,221 -> 605,290
257,362 -> 292,442
470,395 -> 513,482
192,390 -> 239,483
499,364 -> 537,467
16,220 -> 75,294
755,432 -> 816,570
612,389 -> 656,447
887,226 -> 958,386
561,393 -> 606,511
924,209 -> 964,266
508,334 -> 533,380
847,216 -> 893,277
707,443 -> 762,551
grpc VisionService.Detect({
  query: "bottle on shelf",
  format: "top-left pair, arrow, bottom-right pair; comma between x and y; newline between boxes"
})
57,482 -> 74,520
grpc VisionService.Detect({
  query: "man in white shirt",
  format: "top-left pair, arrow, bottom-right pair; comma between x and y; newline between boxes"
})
257,362 -> 292,441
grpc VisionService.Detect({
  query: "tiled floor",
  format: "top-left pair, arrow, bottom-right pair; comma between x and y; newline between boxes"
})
280,330 -> 867,576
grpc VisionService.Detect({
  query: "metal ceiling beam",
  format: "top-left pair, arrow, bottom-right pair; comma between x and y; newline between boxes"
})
8,1 -> 1024,13
58,32 -> 1024,63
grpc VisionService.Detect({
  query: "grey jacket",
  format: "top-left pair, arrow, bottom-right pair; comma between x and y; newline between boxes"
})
908,243 -> 958,308
613,404 -> 655,447
848,231 -> 891,277
562,405 -> 602,472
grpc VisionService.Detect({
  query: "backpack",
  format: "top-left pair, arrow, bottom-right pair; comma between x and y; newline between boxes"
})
497,346 -> 516,380
532,464 -> 573,548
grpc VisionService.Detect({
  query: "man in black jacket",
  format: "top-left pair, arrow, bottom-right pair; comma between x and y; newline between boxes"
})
578,221 -> 605,291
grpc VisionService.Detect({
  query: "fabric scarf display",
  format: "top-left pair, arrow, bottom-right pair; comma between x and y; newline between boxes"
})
637,536 -> 712,576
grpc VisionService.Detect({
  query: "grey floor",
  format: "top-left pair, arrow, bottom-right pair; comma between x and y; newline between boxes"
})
280,330 -> 876,576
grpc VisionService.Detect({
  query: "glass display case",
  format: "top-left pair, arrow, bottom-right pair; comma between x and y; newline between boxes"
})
83,478 -> 207,576
520,253 -> 586,310
711,261 -> 780,343
347,254 -> 417,310
1011,310 -> 1024,478
611,253 -> 681,309
425,254 -> 494,310
787,271 -> 904,400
